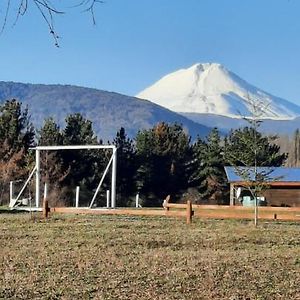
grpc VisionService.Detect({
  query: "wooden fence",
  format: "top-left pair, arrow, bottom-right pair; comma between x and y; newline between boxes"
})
43,197 -> 300,223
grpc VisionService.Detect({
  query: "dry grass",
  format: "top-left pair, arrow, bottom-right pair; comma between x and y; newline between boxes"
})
0,213 -> 299,299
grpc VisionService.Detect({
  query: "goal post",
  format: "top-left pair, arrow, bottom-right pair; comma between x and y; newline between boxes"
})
32,145 -> 117,208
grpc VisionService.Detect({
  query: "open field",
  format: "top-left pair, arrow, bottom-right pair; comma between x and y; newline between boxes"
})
0,213 -> 299,299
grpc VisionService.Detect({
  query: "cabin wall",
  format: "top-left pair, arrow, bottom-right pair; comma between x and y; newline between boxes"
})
263,187 -> 300,207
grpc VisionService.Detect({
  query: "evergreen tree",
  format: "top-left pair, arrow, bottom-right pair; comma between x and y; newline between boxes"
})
0,99 -> 35,204
37,118 -> 68,205
63,113 -> 97,145
135,122 -> 191,205
61,113 -> 105,205
0,99 -> 34,153
224,127 -> 287,167
38,117 -> 63,146
113,127 -> 136,206
190,128 -> 227,203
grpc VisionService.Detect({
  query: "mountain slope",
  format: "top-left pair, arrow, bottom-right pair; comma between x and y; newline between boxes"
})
182,112 -> 300,137
137,63 -> 300,119
0,81 -> 211,141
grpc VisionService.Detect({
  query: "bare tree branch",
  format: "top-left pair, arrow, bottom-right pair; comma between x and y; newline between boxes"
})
1,0 -> 103,46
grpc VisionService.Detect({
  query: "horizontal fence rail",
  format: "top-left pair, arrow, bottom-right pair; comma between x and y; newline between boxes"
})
43,203 -> 300,223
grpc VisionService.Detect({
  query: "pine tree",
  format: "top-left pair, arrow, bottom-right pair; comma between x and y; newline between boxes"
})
63,113 -> 97,145
224,127 -> 287,167
37,118 -> 69,205
190,128 -> 227,203
0,100 -> 35,204
113,127 -> 136,206
0,99 -> 34,152
38,117 -> 63,146
135,122 -> 191,205
61,113 -> 105,205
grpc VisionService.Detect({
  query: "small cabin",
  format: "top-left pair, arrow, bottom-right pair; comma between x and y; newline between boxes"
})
224,166 -> 300,207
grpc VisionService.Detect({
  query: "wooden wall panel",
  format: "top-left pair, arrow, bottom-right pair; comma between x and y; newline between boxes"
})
263,188 -> 300,207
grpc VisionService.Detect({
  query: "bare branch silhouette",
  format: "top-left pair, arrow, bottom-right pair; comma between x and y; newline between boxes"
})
1,0 -> 103,46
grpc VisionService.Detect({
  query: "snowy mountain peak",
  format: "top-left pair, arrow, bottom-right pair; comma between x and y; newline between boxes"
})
136,63 -> 300,119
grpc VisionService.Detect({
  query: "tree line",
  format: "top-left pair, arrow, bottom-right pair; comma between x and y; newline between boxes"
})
0,99 -> 288,207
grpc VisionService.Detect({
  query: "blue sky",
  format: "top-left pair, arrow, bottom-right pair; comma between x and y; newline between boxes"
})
1,0 -> 300,104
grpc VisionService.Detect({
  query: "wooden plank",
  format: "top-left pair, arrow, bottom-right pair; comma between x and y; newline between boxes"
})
195,211 -> 300,221
51,207 -> 186,218
50,206 -> 300,222
164,203 -> 187,209
191,205 -> 300,212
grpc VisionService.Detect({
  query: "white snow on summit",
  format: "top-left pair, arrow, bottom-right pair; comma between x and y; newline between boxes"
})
136,63 -> 300,119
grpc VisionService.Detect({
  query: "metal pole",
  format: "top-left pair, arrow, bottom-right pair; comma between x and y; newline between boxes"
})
12,166 -> 37,207
89,152 -> 115,208
9,181 -> 13,207
75,186 -> 80,208
35,149 -> 40,207
106,190 -> 110,208
111,147 -> 117,209
135,193 -> 139,208
230,183 -> 234,206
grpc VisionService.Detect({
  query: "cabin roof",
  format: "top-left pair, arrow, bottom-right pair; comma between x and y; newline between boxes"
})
224,166 -> 300,183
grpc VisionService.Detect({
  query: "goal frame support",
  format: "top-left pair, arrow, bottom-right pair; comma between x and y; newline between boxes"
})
33,145 -> 117,208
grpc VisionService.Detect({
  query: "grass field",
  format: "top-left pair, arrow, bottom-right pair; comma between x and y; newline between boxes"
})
0,212 -> 299,299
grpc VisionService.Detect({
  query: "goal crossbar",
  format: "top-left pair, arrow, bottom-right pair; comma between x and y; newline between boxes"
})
31,145 -> 117,208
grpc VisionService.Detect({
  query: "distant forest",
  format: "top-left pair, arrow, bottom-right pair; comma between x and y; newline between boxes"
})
0,99 -> 298,207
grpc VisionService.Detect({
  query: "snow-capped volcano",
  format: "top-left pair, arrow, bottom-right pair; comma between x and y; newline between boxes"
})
137,63 -> 300,119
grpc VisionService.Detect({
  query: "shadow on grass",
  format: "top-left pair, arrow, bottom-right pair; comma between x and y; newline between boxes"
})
0,207 -> 29,214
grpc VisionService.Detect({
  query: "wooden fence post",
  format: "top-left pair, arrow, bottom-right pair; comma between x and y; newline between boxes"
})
43,198 -> 49,219
163,195 -> 171,211
186,200 -> 192,224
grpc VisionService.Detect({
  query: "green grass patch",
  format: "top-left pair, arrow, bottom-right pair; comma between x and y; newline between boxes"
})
0,213 -> 299,299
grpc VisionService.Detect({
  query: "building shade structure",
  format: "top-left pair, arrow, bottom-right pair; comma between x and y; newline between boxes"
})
224,167 -> 300,207
225,167 -> 300,183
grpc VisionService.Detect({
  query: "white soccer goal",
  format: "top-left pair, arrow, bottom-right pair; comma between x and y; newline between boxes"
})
10,145 -> 117,209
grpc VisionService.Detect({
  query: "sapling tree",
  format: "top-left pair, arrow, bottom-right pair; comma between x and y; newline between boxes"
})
224,97 -> 287,226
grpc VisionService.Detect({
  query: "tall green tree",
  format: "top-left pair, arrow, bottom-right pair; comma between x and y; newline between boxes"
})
38,117 -> 63,146
135,122 -> 191,205
63,113 -> 97,145
190,128 -> 227,203
37,118 -> 68,204
224,127 -> 287,167
0,99 -> 34,153
0,99 -> 35,203
113,127 -> 136,206
62,113 -> 98,183
61,113 -> 105,205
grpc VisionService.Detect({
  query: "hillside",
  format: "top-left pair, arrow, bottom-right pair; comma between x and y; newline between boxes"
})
0,81 -> 211,141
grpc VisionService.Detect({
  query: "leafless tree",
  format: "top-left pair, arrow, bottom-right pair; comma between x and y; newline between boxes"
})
226,96 -> 284,226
